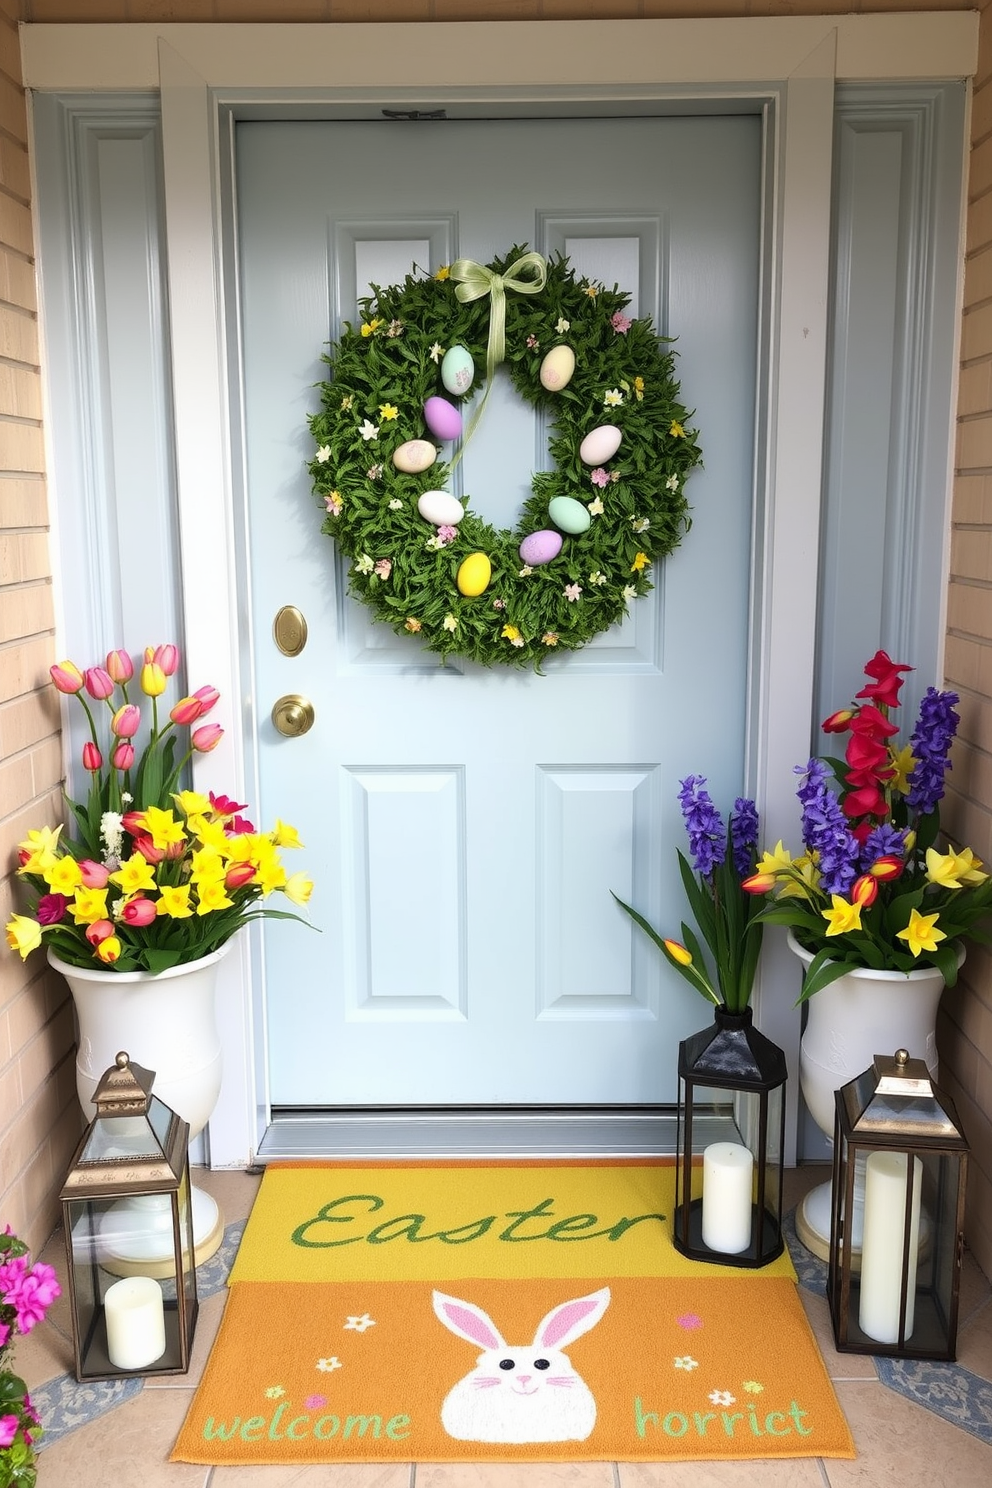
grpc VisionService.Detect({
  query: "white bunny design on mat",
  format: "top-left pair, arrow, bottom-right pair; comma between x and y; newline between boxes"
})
431,1287 -> 610,1444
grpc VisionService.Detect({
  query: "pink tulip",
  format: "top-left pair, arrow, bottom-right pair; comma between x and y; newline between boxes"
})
121,897 -> 157,927
105,648 -> 134,683
85,920 -> 115,946
140,662 -> 167,698
170,696 -> 203,727
131,833 -> 165,864
121,811 -> 146,835
82,742 -> 102,773
111,741 -> 135,771
79,860 -> 110,889
83,666 -> 115,700
50,661 -> 84,694
225,862 -> 256,890
192,723 -> 224,753
152,644 -> 180,676
112,703 -> 141,738
192,684 -> 221,716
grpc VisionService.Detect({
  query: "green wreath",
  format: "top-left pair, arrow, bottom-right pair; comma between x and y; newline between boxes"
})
307,245 -> 702,669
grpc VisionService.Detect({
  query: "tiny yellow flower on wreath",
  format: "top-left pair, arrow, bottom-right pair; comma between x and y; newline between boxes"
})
501,623 -> 522,644
584,283 -> 599,298
434,265 -> 450,280
378,403 -> 399,421
897,907 -> 946,957
588,497 -> 605,517
340,394 -> 353,410
630,552 -> 651,572
604,388 -> 624,407
633,376 -> 645,400
670,420 -> 685,437
360,318 -> 382,337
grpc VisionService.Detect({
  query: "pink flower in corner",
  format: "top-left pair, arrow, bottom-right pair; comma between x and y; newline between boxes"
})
564,583 -> 582,603
437,525 -> 458,546
374,559 -> 392,580
611,311 -> 632,334
0,1415 -> 20,1448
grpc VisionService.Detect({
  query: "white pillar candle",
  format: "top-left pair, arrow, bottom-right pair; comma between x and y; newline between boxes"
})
104,1275 -> 167,1370
859,1151 -> 922,1345
701,1141 -> 754,1253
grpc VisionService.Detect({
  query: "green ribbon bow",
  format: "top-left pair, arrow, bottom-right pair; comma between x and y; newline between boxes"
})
450,251 -> 548,382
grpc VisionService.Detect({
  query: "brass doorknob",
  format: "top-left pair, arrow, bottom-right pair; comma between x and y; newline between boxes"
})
271,694 -> 315,737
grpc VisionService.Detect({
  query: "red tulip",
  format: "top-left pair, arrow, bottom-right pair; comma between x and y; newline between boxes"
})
851,874 -> 879,907
869,855 -> 905,882
121,810 -> 146,836
225,862 -> 256,890
82,742 -> 102,773
131,833 -> 165,864
821,709 -> 854,734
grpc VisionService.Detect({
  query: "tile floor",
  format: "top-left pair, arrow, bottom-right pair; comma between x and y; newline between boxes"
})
16,1164 -> 992,1488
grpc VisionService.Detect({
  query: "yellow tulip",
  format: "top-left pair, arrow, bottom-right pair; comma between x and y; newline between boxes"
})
5,914 -> 42,959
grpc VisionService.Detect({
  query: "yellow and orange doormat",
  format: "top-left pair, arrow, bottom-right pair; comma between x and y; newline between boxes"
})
171,1160 -> 855,1465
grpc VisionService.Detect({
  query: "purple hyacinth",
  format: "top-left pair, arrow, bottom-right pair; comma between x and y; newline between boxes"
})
678,775 -> 726,878
730,797 -> 760,877
905,687 -> 959,816
794,759 -> 860,897
861,822 -> 908,869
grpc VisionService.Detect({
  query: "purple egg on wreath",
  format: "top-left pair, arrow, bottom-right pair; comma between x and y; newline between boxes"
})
424,396 -> 463,442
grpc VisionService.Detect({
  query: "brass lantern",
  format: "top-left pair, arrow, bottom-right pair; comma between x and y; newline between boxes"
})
673,1006 -> 788,1267
828,1049 -> 970,1360
59,1052 -> 198,1380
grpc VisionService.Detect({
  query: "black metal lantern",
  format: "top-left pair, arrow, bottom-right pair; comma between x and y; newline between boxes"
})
828,1048 -> 970,1360
59,1051 -> 198,1381
673,1005 -> 788,1267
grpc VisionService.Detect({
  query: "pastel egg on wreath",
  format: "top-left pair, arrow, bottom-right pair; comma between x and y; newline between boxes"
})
539,344 -> 576,392
423,396 -> 463,442
579,424 -> 622,466
417,490 -> 464,527
392,439 -> 437,474
548,495 -> 592,536
519,530 -> 563,567
456,552 -> 492,597
441,345 -> 475,397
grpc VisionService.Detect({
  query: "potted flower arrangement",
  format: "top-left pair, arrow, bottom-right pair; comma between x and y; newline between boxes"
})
742,648 -> 992,1258
6,644 -> 314,974
743,648 -> 992,996
0,1226 -> 60,1487
4,645 -> 316,1266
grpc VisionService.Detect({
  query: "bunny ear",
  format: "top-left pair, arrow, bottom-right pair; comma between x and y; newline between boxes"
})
533,1286 -> 611,1350
432,1290 -> 507,1350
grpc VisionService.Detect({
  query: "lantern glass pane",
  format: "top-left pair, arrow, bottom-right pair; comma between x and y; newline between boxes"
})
80,1114 -> 165,1165
178,1169 -> 197,1316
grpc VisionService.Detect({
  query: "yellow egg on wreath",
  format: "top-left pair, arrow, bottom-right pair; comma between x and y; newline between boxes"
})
457,552 -> 492,597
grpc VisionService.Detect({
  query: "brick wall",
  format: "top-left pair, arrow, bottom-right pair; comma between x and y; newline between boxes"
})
5,0 -> 992,1279
0,0 -> 78,1262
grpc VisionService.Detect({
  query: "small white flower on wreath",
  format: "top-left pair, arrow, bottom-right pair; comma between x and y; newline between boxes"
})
588,496 -> 605,517
355,553 -> 374,575
555,317 -> 570,334
604,388 -> 624,407
367,463 -> 384,481
359,418 -> 379,442
666,473 -> 680,490
315,444 -> 331,464
324,491 -> 343,516
564,583 -> 582,602
443,613 -> 458,632
589,571 -> 607,587
340,394 -> 353,410
374,559 -> 392,580
425,535 -> 444,551
386,319 -> 403,337
632,516 -> 650,533
388,498 -> 403,510
518,564 -> 533,577
429,341 -> 444,363
623,584 -> 637,602
673,1356 -> 698,1372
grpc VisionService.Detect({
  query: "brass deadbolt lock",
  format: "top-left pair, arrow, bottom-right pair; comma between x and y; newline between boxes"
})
271,694 -> 315,737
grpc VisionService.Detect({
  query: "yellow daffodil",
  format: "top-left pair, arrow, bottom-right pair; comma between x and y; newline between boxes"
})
897,908 -> 946,957
156,885 -> 193,919
17,825 -> 62,875
5,914 -> 42,959
109,855 -> 157,896
70,888 -> 110,926
283,873 -> 314,907
888,743 -> 916,794
174,789 -> 212,818
142,806 -> 186,852
821,894 -> 863,936
360,317 -> 382,337
926,845 -> 988,888
256,858 -> 288,896
189,847 -> 227,885
195,880 -> 234,916
754,840 -> 794,877
44,856 -> 84,895
272,819 -> 304,849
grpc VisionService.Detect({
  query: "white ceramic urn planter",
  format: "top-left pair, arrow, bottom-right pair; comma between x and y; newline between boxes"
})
788,931 -> 960,1261
49,942 -> 230,1275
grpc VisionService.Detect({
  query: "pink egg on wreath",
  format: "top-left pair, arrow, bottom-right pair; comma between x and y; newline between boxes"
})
519,530 -> 563,567
424,396 -> 462,442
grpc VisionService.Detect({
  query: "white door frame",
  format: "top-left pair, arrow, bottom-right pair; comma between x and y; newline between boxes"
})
22,16 -> 977,1167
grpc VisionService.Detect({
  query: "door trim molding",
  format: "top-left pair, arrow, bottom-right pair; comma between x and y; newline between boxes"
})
23,18 -> 977,1167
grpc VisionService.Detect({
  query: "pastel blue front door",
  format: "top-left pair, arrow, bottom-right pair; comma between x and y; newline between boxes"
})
235,115 -> 760,1106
